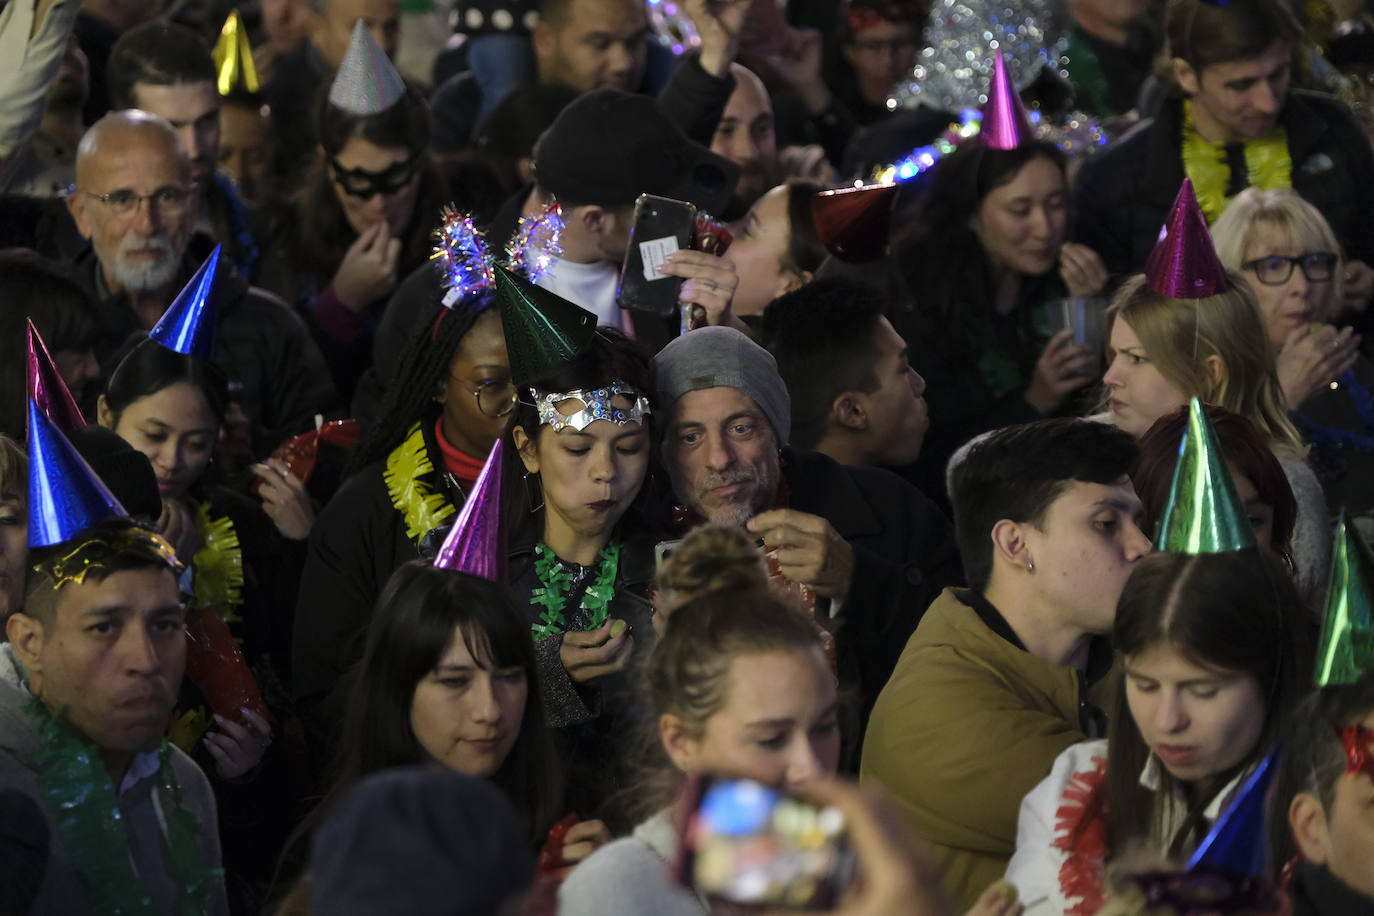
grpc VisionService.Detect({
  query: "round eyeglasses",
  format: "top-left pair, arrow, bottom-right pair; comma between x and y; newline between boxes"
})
1241,253 -> 1338,286
82,185 -> 192,218
448,376 -> 518,418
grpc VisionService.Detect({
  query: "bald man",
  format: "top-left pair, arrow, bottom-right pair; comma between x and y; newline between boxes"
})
67,111 -> 338,451
709,64 -> 780,214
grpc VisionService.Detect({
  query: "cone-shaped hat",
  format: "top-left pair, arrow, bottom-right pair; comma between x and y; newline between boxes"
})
433,441 -> 505,582
1185,744 -> 1280,879
328,20 -> 405,115
1314,513 -> 1374,686
1145,179 -> 1229,298
27,400 -> 128,548
493,264 -> 598,385
27,321 -> 85,432
149,246 -> 219,360
213,10 -> 260,96
980,51 -> 1034,151
1155,397 -> 1257,553
810,184 -> 899,262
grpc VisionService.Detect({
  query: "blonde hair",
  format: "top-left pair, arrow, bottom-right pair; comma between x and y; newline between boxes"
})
1211,187 -> 1345,321
0,435 -> 25,507
1104,274 -> 1305,455
653,523 -> 769,610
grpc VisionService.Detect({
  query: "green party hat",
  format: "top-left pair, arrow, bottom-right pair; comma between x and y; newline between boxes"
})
1155,397 -> 1257,553
493,264 -> 597,385
1314,513 -> 1374,686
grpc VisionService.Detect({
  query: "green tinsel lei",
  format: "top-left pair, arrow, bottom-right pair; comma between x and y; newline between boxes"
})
23,695 -> 222,915
530,541 -> 620,641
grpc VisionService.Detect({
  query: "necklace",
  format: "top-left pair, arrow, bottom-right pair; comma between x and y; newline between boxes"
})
384,422 -> 458,544
530,541 -> 620,641
190,501 -> 243,624
1181,100 -> 1292,224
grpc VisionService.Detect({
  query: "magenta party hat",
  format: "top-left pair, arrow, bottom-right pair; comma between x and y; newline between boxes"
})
27,320 -> 85,432
1184,744 -> 1280,879
1145,179 -> 1229,299
433,440 -> 506,582
328,20 -> 405,115
27,399 -> 128,548
980,51 -> 1034,151
149,245 -> 219,360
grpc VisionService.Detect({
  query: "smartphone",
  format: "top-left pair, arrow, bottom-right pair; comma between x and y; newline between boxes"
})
617,194 -> 698,315
676,776 -> 854,909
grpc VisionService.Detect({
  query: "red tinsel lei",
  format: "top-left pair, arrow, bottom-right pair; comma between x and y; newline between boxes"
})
1339,724 -> 1374,782
1052,755 -> 1110,916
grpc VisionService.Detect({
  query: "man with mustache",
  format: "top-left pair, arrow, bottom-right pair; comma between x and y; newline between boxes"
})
66,110 -> 337,452
653,326 -> 961,744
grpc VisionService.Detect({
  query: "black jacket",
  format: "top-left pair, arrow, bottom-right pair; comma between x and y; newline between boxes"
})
1289,862 -> 1374,916
1070,90 -> 1374,278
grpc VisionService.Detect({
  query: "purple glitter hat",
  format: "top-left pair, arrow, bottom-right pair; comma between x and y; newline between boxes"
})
1145,179 -> 1229,299
433,440 -> 506,582
27,321 -> 86,432
980,51 -> 1034,151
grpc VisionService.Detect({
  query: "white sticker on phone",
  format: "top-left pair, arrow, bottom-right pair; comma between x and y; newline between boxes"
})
640,235 -> 679,281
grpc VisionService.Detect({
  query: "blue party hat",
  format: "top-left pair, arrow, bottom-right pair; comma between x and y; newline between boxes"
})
433,440 -> 505,582
148,246 -> 219,360
1184,744 -> 1280,879
27,400 -> 128,548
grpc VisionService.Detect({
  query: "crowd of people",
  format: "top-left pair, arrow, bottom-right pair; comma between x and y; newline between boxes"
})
2,0 -> 1374,912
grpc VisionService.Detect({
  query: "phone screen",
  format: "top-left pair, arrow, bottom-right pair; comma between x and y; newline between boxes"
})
617,194 -> 697,315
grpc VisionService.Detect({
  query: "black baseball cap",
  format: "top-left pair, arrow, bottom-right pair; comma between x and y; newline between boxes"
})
534,89 -> 740,216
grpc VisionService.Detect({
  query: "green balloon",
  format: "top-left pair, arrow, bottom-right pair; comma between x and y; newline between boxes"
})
1155,398 -> 1258,554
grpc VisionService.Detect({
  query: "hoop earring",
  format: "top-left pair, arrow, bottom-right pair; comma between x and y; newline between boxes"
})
523,471 -> 544,514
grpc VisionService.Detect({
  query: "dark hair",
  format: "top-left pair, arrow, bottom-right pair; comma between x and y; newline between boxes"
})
474,82 -> 580,193
104,337 -> 231,424
24,517 -> 181,627
758,277 -> 885,450
327,561 -> 564,843
1106,550 -> 1314,862
1133,405 -> 1296,555
951,418 -> 1138,591
107,22 -> 216,109
1157,0 -> 1301,94
782,180 -> 827,277
0,250 -> 100,440
1269,672 -> 1374,868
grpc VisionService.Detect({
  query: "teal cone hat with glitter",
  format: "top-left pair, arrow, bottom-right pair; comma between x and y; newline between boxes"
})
1314,513 -> 1374,686
493,264 -> 597,385
328,20 -> 405,114
1155,397 -> 1257,553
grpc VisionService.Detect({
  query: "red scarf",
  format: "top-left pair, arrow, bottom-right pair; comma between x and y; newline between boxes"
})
432,418 -> 484,490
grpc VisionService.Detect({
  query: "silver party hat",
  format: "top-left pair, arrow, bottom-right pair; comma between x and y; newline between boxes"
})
327,20 -> 405,115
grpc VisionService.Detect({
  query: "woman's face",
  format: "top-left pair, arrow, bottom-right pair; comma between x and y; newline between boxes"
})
0,488 -> 26,619
1103,317 -> 1189,439
329,137 -> 422,238
1231,467 -> 1276,553
435,309 -> 512,459
969,155 -> 1068,277
53,347 -> 101,403
1241,223 -> 1337,345
667,647 -> 840,791
723,185 -> 802,317
1124,642 -> 1266,785
410,624 -> 528,778
103,381 -> 220,500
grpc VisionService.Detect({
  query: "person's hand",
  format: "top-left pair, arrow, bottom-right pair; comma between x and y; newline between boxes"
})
251,457 -> 315,540
1025,328 -> 1094,414
778,144 -> 839,185
747,509 -> 854,600
203,708 -> 273,781
1277,322 -> 1361,408
157,498 -> 200,566
560,618 -> 635,684
767,27 -> 830,114
333,222 -> 401,313
683,0 -> 753,77
660,250 -> 742,328
963,880 -> 1023,916
555,819 -> 613,877
1343,259 -> 1374,313
1058,243 -> 1109,298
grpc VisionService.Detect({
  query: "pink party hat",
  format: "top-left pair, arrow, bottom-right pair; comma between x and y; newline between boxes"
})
1145,179 -> 1229,298
980,51 -> 1034,151
27,321 -> 85,431
433,440 -> 505,582
328,20 -> 405,115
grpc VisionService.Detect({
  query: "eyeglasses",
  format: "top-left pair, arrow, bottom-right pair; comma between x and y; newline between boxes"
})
847,37 -> 918,55
449,376 -> 517,418
81,185 -> 192,217
1241,252 -> 1338,286
329,151 -> 421,200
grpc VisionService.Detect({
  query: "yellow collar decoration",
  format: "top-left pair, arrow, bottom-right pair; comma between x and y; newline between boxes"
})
384,422 -> 457,544
1181,99 -> 1293,224
192,501 -> 243,625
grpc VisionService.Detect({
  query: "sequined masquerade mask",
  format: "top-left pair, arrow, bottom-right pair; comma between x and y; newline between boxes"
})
532,382 -> 651,432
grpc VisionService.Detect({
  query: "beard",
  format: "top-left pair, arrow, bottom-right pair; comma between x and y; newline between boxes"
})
689,462 -> 779,527
102,233 -> 180,293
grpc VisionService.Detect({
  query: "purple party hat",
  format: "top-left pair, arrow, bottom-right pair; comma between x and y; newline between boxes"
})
980,51 -> 1034,151
1145,179 -> 1229,299
1184,744 -> 1280,879
27,320 -> 86,431
149,245 -> 219,359
27,399 -> 128,548
328,20 -> 405,115
433,440 -> 506,582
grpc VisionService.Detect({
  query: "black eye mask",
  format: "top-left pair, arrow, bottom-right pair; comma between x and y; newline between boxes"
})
329,150 -> 421,199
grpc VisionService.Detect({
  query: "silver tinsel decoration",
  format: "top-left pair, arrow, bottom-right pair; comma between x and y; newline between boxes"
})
888,0 -> 1069,112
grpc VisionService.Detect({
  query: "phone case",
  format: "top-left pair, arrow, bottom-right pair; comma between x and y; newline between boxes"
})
617,194 -> 698,315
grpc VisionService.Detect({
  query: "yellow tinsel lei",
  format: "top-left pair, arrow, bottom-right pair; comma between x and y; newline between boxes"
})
192,500 -> 243,625
1181,99 -> 1292,225
384,422 -> 457,544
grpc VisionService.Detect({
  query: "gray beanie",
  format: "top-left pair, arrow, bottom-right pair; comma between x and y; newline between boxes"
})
652,326 -> 791,446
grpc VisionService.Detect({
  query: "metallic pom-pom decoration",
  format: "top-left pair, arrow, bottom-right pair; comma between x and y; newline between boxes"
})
431,206 -> 495,308
506,200 -> 565,285
645,0 -> 701,55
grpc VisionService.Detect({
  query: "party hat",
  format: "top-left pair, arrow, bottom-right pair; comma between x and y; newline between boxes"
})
1145,179 -> 1229,298
493,264 -> 598,385
433,441 -> 505,582
1185,745 -> 1280,879
328,20 -> 405,115
810,184 -> 899,262
212,10 -> 260,96
1314,513 -> 1374,686
1155,397 -> 1257,553
27,321 -> 85,431
26,399 -> 128,548
149,246 -> 219,360
979,52 -> 1034,151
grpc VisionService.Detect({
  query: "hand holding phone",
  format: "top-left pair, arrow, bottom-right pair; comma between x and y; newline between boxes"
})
618,195 -> 698,315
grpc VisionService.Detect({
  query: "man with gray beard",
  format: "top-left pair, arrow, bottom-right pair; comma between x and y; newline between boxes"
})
65,111 -> 337,452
